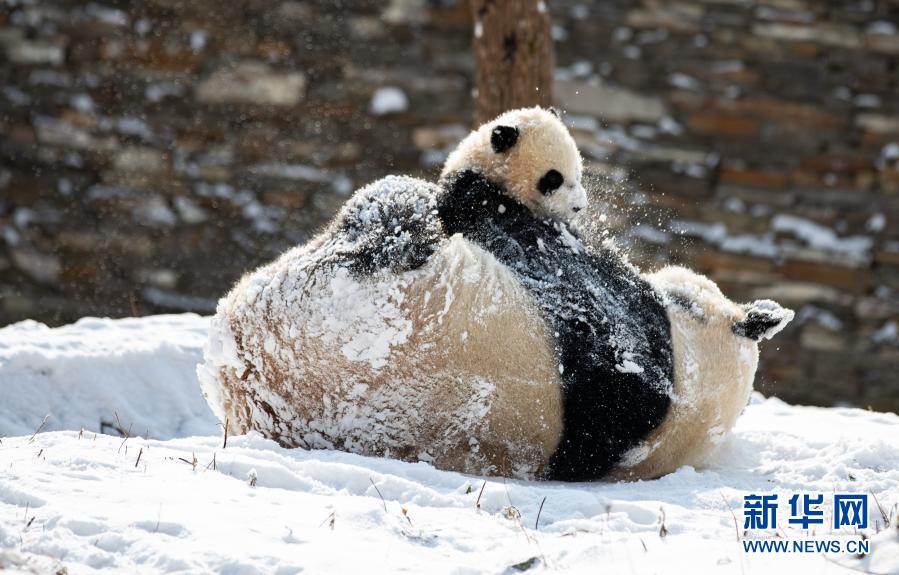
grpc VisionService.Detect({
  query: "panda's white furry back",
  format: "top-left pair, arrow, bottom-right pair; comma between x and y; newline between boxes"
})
610,266 -> 793,480
198,174 -> 565,477
198,107 -> 794,481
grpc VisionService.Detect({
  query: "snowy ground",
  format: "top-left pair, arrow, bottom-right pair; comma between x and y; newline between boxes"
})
0,315 -> 897,574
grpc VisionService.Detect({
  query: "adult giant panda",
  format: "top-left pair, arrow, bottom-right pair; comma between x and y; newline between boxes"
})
198,107 -> 793,481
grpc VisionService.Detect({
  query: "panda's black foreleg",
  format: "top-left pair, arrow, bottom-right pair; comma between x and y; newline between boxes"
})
544,322 -> 672,482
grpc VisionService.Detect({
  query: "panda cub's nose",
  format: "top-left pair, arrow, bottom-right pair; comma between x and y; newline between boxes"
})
572,206 -> 582,212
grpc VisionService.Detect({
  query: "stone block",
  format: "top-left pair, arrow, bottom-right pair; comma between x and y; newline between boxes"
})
555,80 -> 667,123
720,166 -> 789,188
625,6 -> 702,33
33,117 -> 110,151
697,250 -> 776,274
113,147 -> 167,173
689,112 -> 760,136
6,40 -> 65,65
780,259 -> 872,293
866,32 -> 899,55
412,125 -> 468,150
855,296 -> 899,321
800,324 -> 848,351
752,22 -> 862,49
196,62 -> 305,106
10,248 -> 62,284
856,113 -> 899,135
749,281 -> 847,305
61,264 -> 99,283
880,169 -> 899,194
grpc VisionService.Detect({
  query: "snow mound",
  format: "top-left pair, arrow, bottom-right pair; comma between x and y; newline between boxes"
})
0,314 -> 218,439
0,315 -> 897,574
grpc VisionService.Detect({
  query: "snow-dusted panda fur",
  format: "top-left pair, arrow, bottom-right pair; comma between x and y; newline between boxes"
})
199,107 -> 591,478
199,175 -> 565,477
199,106 -> 794,482
609,266 -> 794,480
436,107 -> 676,480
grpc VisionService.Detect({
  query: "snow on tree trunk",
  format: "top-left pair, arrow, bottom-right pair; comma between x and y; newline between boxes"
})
470,0 -> 555,125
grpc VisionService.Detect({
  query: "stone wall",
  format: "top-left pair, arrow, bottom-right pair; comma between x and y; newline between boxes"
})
1,0 -> 898,410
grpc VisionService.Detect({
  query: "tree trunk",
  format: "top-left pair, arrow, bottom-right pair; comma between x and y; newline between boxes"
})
470,0 -> 555,125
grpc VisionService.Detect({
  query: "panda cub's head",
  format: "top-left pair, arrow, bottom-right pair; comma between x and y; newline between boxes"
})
441,107 -> 587,221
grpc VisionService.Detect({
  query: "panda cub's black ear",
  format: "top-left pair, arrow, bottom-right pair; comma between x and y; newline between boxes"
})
490,125 -> 519,153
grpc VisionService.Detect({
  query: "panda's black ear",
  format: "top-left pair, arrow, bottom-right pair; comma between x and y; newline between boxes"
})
490,125 -> 519,153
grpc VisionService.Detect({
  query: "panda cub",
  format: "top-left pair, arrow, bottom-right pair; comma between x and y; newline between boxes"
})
436,107 -> 677,480
199,107 -> 793,481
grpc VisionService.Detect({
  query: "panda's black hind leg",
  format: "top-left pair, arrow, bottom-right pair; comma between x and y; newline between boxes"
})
732,300 -> 795,341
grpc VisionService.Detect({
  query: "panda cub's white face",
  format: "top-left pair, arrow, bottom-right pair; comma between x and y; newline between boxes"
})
441,107 -> 588,221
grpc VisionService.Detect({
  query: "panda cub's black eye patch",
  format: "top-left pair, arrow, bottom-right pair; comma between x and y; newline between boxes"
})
490,125 -> 519,153
538,169 -> 564,195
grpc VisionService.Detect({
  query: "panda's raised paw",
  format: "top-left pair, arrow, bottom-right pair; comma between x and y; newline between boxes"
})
732,299 -> 795,342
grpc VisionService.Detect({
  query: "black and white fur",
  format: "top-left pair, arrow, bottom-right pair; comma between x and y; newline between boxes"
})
199,107 -> 794,481
436,169 -> 674,480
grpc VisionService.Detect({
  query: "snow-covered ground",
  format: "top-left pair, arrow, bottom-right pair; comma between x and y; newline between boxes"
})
0,315 -> 897,574
0,315 -> 218,440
